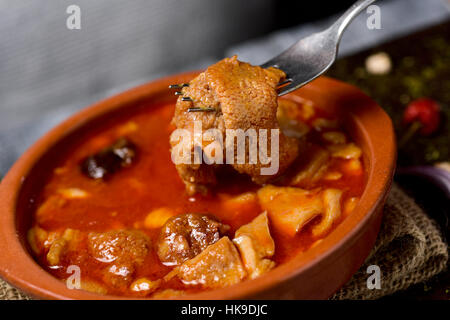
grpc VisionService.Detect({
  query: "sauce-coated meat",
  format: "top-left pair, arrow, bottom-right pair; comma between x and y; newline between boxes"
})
157,213 -> 230,266
87,230 -> 150,288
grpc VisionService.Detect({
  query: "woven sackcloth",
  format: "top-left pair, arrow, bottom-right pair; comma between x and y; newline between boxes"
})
332,183 -> 448,299
0,183 -> 447,300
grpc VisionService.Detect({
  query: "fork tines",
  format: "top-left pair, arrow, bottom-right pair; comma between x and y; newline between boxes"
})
278,78 -> 292,86
188,107 -> 215,112
170,83 -> 216,112
169,83 -> 189,89
170,83 -> 193,101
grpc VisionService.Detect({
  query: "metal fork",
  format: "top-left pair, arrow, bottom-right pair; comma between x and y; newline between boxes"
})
262,0 -> 377,96
170,0 -> 377,110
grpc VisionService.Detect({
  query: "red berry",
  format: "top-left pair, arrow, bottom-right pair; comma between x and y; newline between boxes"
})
403,98 -> 440,135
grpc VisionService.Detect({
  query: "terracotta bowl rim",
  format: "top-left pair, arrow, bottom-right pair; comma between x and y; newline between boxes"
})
0,72 -> 396,300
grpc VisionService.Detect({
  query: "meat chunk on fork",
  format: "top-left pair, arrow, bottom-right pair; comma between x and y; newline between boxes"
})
171,55 -> 299,195
171,72 -> 225,195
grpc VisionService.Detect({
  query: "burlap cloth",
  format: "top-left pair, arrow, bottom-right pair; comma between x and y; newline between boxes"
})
0,183 -> 447,300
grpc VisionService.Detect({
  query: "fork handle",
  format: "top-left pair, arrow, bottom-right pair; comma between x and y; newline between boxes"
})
330,0 -> 378,41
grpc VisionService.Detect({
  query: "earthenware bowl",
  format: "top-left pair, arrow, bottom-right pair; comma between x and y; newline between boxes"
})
0,73 -> 396,299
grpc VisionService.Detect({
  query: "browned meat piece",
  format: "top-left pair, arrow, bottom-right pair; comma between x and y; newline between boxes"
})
233,212 -> 276,278
87,230 -> 150,289
88,229 -> 150,264
157,213 -> 229,266
168,237 -> 246,288
171,55 -> 299,195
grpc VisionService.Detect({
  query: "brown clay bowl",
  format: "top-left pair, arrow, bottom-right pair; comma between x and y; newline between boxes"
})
0,73 -> 396,299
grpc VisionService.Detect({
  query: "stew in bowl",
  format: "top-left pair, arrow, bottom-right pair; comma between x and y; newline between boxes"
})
0,60 -> 395,299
